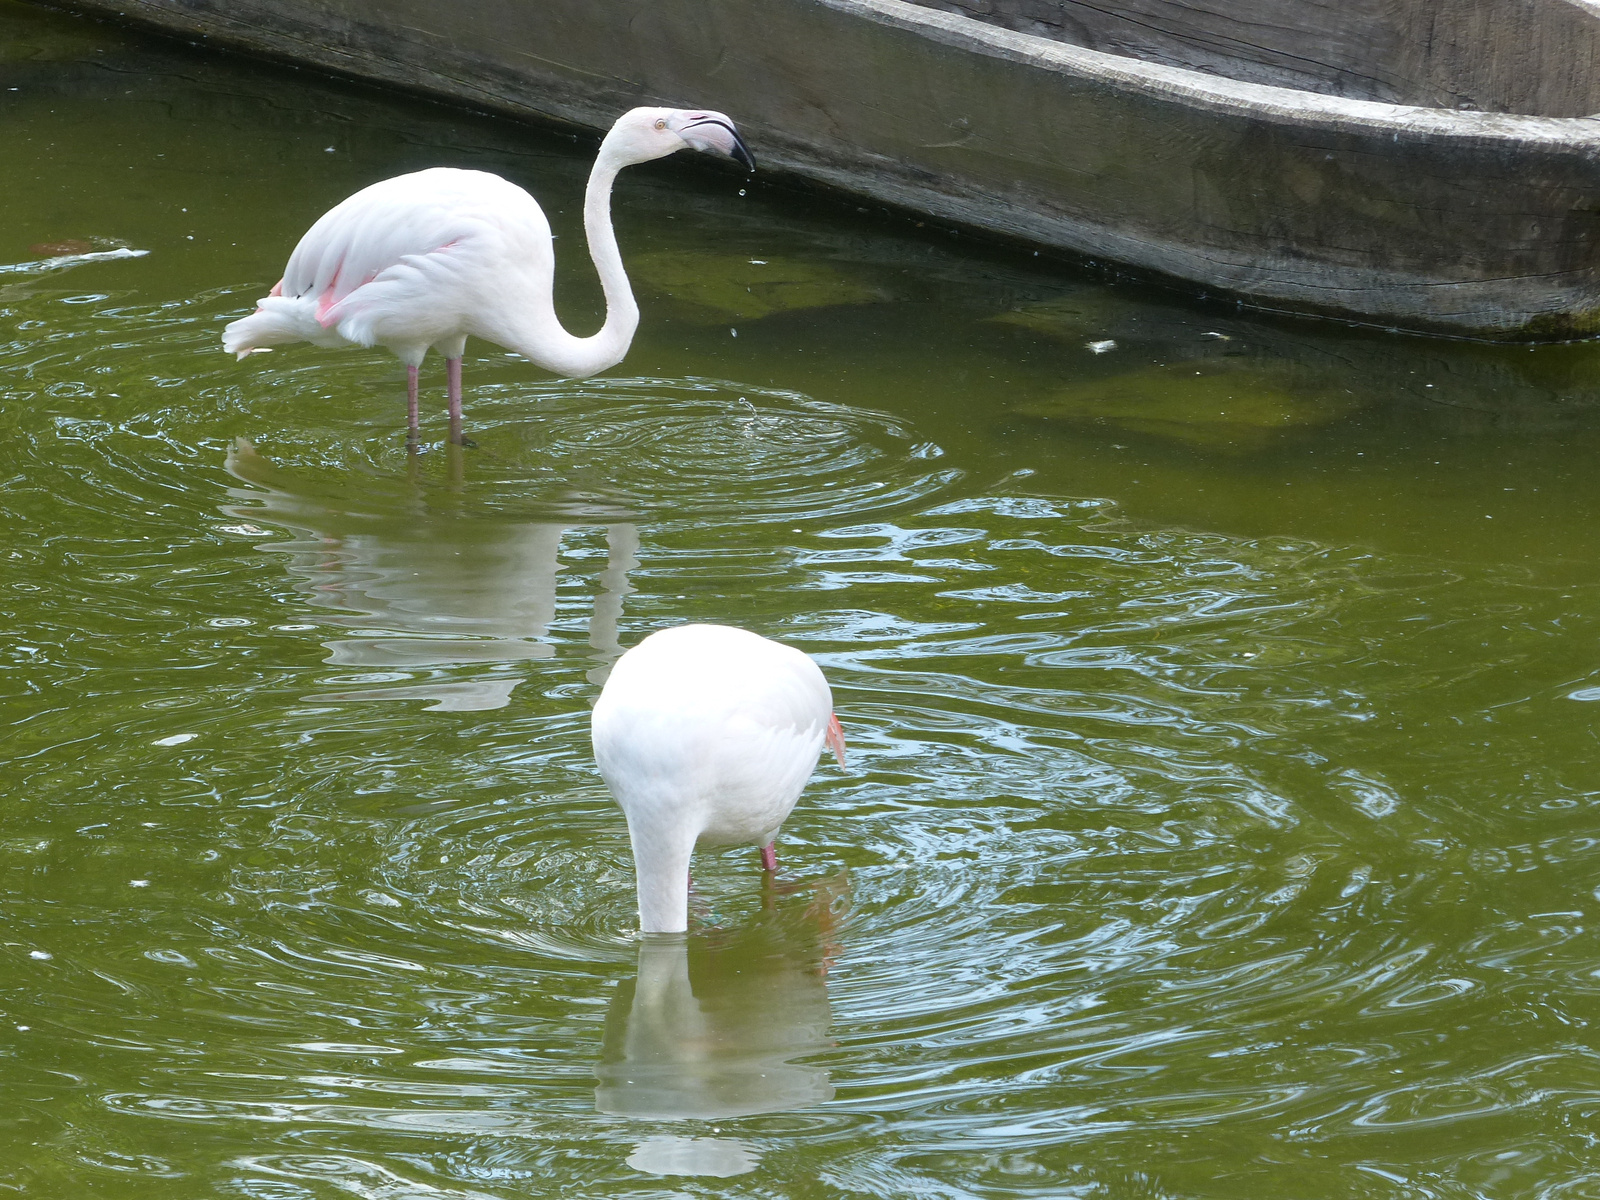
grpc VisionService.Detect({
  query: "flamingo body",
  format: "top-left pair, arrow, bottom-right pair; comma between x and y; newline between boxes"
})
592,624 -> 844,934
224,168 -> 553,370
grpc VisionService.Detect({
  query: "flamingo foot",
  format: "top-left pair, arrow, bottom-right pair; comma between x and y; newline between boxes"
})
826,713 -> 847,768
760,843 -> 777,873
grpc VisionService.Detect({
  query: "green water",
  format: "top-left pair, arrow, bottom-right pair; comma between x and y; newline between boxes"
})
5,4 -> 1600,1196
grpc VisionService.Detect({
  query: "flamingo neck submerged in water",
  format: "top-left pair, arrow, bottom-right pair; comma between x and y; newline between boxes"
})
591,624 -> 845,934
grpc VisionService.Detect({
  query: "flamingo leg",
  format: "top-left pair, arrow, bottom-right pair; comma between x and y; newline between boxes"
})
406,365 -> 420,440
446,356 -> 463,445
760,843 -> 778,873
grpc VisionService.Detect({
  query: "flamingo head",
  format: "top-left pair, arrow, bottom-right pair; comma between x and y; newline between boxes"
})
607,107 -> 755,171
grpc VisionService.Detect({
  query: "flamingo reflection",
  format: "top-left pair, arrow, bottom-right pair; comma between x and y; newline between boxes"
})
596,876 -> 847,1120
223,438 -> 638,708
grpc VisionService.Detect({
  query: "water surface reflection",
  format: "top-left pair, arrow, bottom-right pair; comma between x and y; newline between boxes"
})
596,881 -> 845,1120
223,437 -> 638,707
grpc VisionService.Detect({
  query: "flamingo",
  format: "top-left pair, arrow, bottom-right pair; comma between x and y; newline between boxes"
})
591,624 -> 847,934
222,107 -> 754,444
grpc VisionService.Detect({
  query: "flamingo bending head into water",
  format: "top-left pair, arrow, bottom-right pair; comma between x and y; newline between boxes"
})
222,107 -> 753,444
591,624 -> 847,934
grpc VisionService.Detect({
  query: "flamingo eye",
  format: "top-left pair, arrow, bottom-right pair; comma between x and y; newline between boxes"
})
654,118 -> 667,131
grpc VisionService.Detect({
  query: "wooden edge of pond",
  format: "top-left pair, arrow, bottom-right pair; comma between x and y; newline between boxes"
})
31,0 -> 1600,340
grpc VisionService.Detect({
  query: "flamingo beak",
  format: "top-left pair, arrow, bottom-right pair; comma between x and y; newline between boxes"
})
826,713 -> 846,769
682,116 -> 755,171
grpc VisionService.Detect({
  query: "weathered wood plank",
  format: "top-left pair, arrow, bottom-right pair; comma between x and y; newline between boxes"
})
913,0 -> 1600,116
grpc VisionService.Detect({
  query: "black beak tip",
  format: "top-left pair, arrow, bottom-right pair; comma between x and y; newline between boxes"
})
731,138 -> 756,172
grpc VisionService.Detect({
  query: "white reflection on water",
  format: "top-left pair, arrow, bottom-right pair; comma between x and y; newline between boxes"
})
223,437 -> 637,709
627,1135 -> 759,1177
0,245 -> 149,274
595,886 -> 843,1122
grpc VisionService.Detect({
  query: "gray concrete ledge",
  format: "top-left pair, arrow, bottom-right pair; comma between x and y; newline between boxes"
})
35,0 -> 1600,339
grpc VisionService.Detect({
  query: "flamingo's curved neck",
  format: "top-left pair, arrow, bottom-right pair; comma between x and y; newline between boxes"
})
576,151 -> 642,372
504,138 -> 640,378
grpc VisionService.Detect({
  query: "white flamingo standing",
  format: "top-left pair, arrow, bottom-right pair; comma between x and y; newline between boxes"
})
592,624 -> 847,934
222,107 -> 754,443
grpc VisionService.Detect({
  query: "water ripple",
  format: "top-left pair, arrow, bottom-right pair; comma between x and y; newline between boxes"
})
3,89 -> 1600,1197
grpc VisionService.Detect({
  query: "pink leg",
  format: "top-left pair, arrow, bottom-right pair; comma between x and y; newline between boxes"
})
446,356 -> 463,445
406,365 -> 420,440
760,844 -> 777,872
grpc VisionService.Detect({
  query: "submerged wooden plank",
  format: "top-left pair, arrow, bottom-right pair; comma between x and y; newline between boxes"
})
33,0 -> 1600,339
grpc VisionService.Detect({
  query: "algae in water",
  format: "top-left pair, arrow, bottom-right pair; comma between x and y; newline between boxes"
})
1016,358 -> 1362,449
630,249 -> 884,321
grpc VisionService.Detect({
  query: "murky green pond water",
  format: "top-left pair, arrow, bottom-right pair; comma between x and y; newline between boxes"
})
5,4 -> 1600,1196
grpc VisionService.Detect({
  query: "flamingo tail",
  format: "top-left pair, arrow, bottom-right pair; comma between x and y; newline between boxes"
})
222,294 -> 343,359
